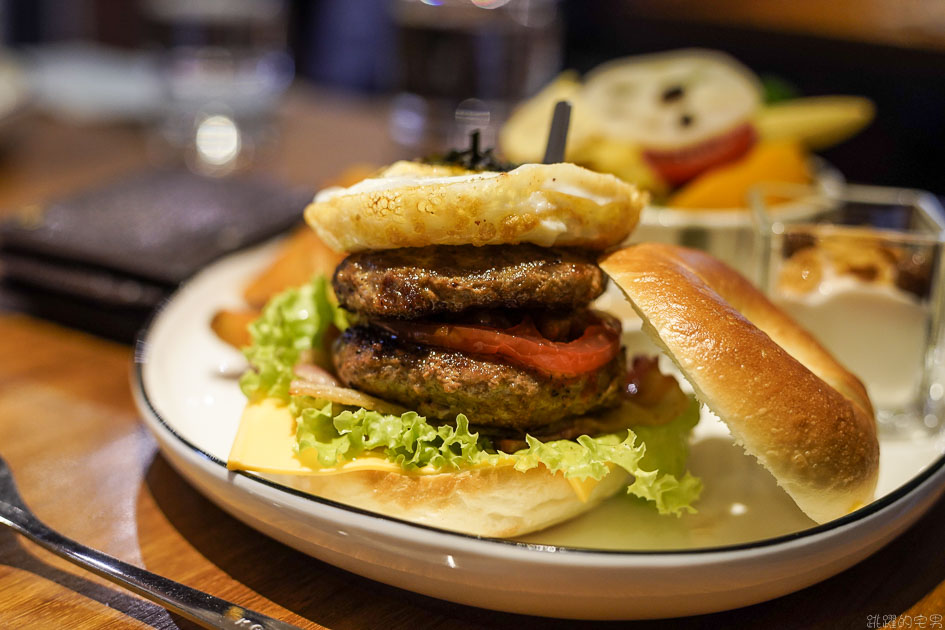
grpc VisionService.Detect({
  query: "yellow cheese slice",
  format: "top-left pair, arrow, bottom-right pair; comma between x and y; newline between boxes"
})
227,398 -> 300,474
226,399 -> 604,501
227,399 -> 417,476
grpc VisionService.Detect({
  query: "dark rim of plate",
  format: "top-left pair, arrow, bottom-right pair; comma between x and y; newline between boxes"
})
132,286 -> 945,557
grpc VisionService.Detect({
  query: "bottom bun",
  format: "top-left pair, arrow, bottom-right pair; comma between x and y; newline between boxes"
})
265,465 -> 630,538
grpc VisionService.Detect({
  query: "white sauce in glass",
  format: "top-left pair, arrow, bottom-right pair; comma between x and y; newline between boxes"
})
776,272 -> 929,411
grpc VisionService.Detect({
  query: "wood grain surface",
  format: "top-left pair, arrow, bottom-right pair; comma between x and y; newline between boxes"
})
0,85 -> 943,630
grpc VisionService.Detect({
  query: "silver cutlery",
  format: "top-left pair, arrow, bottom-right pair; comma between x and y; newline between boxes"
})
0,454 -> 301,630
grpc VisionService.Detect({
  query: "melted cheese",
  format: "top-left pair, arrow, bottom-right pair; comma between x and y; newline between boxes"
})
226,399 -> 602,502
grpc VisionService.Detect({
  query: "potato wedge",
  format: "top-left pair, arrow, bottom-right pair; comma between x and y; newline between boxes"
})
243,227 -> 344,308
210,309 -> 260,349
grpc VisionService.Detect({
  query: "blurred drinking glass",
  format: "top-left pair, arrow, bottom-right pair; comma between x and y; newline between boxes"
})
752,183 -> 945,437
143,0 -> 294,175
390,0 -> 562,155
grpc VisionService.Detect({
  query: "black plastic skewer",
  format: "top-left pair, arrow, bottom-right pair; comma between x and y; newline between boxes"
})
543,100 -> 572,164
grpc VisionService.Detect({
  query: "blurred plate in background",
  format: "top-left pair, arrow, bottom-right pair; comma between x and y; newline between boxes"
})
630,160 -> 845,280
0,50 -> 30,139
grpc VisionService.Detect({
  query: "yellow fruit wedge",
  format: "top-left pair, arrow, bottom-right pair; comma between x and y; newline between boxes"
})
755,96 -> 875,151
499,71 -> 597,163
667,140 -> 811,210
569,137 -> 668,196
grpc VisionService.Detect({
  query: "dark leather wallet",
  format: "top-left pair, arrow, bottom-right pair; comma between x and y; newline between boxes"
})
0,168 -> 311,339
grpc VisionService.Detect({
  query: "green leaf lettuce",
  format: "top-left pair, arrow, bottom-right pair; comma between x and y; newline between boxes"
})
240,275 -> 339,402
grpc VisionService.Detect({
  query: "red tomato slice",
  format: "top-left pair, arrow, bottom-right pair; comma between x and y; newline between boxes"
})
379,314 -> 621,378
644,123 -> 757,186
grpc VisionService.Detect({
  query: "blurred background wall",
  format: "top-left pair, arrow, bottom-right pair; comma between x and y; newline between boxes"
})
2,0 -> 944,194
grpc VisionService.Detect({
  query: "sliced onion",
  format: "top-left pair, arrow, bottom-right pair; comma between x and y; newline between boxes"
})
293,362 -> 340,387
289,380 -> 407,415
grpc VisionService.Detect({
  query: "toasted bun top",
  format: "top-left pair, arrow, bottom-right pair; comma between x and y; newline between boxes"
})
599,242 -> 879,523
304,161 -> 647,253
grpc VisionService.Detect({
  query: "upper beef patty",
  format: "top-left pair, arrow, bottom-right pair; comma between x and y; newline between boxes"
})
334,324 -> 626,429
333,244 -> 607,319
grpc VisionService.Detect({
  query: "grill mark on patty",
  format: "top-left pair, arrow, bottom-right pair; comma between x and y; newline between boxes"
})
333,324 -> 625,429
333,244 -> 607,319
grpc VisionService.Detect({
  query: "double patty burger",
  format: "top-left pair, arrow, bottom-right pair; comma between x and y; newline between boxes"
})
229,159 -> 879,537
314,161 -> 645,443
331,244 -> 625,436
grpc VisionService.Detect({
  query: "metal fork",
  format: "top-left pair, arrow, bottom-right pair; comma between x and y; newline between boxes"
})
0,454 -> 301,630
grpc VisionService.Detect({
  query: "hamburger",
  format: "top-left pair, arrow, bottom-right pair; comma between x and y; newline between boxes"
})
228,159 -> 879,537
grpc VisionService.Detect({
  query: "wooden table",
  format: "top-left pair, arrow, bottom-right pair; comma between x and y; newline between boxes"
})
0,85 -> 942,630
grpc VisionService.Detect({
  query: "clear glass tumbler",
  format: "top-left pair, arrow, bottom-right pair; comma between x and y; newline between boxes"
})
389,0 -> 562,155
751,183 -> 945,437
143,0 -> 294,174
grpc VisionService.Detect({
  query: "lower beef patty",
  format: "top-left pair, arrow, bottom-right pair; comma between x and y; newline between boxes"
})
333,324 -> 626,430
332,244 -> 607,319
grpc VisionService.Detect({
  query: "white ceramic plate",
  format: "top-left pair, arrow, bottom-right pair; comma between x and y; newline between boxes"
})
133,238 -> 945,620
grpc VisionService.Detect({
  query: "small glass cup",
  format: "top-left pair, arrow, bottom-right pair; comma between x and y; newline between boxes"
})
389,0 -> 563,154
751,182 -> 945,437
143,0 -> 294,175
